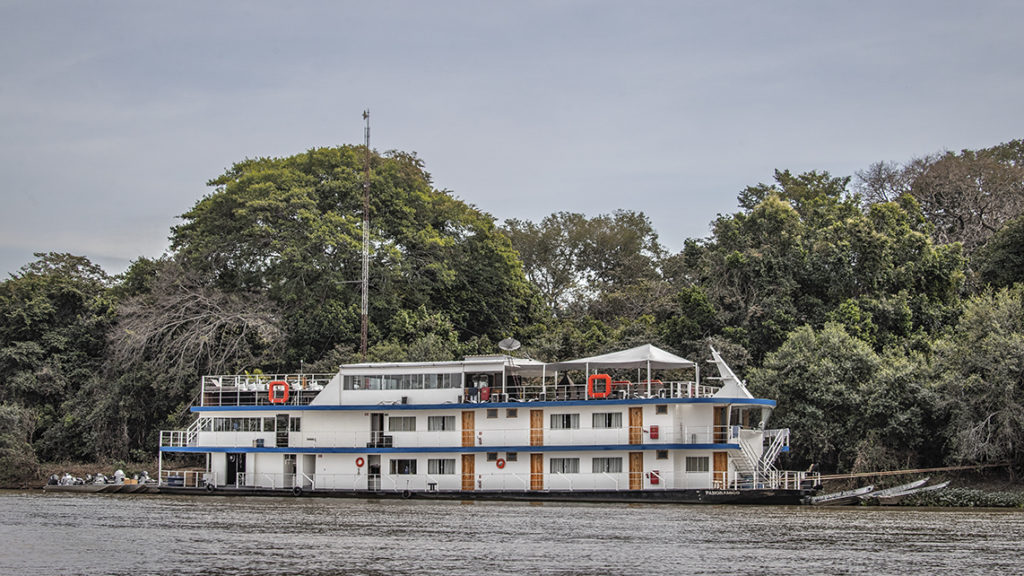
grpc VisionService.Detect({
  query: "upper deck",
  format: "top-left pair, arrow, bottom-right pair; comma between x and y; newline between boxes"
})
195,344 -> 773,409
201,374 -> 334,407
197,350 -> 734,409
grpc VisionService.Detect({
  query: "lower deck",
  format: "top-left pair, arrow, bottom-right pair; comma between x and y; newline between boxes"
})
160,447 -> 815,496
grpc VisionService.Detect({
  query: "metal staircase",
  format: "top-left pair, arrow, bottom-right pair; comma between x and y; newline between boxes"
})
732,428 -> 790,489
762,428 -> 789,467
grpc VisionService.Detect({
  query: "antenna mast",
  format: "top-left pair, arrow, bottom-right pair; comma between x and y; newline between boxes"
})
360,110 -> 370,358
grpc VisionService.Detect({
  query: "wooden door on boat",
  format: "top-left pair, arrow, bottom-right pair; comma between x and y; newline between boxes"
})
629,407 -> 643,444
530,453 -> 543,490
461,454 -> 475,491
713,407 -> 727,443
462,411 -> 475,447
713,452 -> 728,488
629,452 -> 643,490
530,409 -> 543,446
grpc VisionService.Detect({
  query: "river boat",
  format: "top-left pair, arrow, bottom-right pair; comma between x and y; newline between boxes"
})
43,483 -> 158,494
869,481 -> 951,506
857,478 -> 929,503
809,484 -> 876,506
158,344 -> 819,504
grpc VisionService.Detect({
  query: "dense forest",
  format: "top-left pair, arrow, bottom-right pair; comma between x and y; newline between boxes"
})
2,141 -> 1024,484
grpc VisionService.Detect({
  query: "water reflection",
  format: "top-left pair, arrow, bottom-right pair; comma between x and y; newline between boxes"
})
1,491 -> 1022,575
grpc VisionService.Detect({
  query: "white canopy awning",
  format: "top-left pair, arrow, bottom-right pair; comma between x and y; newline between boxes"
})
547,343 -> 695,370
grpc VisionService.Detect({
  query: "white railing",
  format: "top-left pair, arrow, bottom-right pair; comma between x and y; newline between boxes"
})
538,380 -> 718,401
163,424 -> 759,450
159,417 -> 211,448
160,469 -> 214,488
201,373 -> 334,407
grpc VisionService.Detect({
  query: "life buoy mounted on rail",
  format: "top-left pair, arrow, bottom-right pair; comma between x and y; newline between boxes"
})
587,374 -> 613,399
496,458 -> 506,469
268,380 -> 289,404
355,457 -> 365,468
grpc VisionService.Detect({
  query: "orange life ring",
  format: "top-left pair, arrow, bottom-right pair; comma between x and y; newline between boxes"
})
269,380 -> 289,404
355,457 -> 365,468
587,374 -> 612,398
496,458 -> 506,469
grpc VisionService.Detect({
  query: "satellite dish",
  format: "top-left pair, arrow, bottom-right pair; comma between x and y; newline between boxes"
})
498,337 -> 521,352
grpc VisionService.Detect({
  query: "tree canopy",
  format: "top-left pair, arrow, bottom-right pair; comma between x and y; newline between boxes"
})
172,146 -> 541,364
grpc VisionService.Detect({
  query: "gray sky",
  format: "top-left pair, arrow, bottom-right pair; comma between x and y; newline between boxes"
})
1,1 -> 1021,277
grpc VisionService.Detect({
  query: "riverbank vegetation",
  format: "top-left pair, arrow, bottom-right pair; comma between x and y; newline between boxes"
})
3,141 -> 1023,487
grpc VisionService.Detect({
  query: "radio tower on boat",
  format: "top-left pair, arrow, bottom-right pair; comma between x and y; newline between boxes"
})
360,110 -> 371,359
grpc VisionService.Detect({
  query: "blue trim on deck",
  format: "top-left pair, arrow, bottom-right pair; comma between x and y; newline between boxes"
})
192,397 -> 776,413
161,442 -> 739,454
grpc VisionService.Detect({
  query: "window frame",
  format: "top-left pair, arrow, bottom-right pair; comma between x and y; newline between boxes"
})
549,457 -> 580,474
427,458 -> 456,475
592,412 -> 623,429
550,413 -> 580,429
685,456 -> 710,473
591,457 -> 623,473
427,415 -> 456,431
388,416 -> 416,432
390,459 -> 418,475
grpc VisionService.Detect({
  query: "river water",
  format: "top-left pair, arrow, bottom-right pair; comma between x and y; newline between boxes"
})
1,491 -> 1022,576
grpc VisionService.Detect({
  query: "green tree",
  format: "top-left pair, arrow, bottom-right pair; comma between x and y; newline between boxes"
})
171,146 -> 540,362
749,323 -> 878,473
504,210 -> 664,316
0,403 -> 38,484
858,140 -> 1024,253
0,253 -> 115,461
684,170 -> 965,361
932,287 -> 1024,472
974,214 -> 1024,288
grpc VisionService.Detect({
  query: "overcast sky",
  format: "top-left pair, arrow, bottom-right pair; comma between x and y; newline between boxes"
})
1,1 -> 1021,277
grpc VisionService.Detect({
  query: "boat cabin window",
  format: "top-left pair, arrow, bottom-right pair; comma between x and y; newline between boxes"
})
344,375 -> 381,390
592,457 -> 623,473
592,412 -> 622,428
656,450 -> 669,460
486,452 -> 498,461
685,456 -> 709,473
427,458 -> 456,474
289,417 -> 301,432
423,374 -> 455,389
550,414 -> 580,429
655,404 -> 668,415
506,452 -> 518,462
213,417 -> 264,432
388,416 -> 416,432
506,408 -> 518,418
427,415 -> 456,431
486,408 -> 499,419
549,458 -> 580,474
390,459 -> 417,475
343,373 -> 457,390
